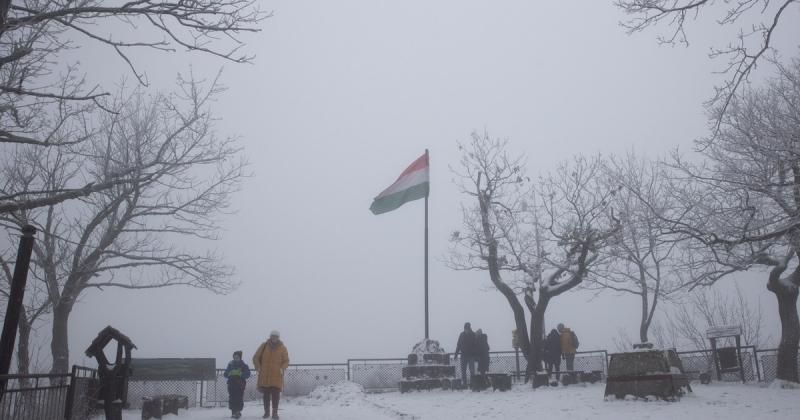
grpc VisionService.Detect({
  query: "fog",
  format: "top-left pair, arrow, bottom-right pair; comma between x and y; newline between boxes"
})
7,1 -> 799,369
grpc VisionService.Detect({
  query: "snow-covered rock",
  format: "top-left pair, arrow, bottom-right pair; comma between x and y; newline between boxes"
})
412,338 -> 446,356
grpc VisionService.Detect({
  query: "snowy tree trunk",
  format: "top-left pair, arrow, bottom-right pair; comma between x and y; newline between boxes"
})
529,296 -> 549,373
639,297 -> 650,343
768,281 -> 799,383
50,303 -> 73,375
17,311 -> 31,379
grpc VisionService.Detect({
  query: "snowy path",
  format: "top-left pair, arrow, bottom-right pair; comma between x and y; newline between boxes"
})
110,381 -> 798,420
369,382 -> 797,420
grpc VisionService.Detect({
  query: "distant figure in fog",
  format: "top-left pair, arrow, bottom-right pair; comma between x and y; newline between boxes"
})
543,329 -> 562,380
475,329 -> 490,375
454,322 -> 477,385
253,331 -> 289,419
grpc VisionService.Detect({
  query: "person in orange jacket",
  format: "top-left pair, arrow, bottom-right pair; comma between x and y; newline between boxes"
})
558,323 -> 579,372
253,330 -> 289,419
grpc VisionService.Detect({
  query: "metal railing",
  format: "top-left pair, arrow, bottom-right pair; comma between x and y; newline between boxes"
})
0,366 -> 98,420
1,346 -> 796,418
63,366 -> 98,420
0,373 -> 70,420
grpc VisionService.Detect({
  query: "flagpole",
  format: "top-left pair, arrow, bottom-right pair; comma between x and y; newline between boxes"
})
424,149 -> 429,340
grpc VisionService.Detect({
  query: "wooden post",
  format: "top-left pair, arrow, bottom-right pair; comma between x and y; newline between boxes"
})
735,336 -> 745,383
710,337 -> 720,380
0,225 -> 36,402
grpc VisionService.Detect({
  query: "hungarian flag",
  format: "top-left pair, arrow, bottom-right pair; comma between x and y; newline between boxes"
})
370,152 -> 429,215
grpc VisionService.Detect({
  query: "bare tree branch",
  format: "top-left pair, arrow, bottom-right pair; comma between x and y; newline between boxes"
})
616,0 -> 799,135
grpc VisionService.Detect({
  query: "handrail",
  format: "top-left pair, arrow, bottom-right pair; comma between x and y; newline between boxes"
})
0,372 -> 70,380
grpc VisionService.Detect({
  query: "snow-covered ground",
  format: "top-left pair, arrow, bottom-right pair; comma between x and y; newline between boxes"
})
109,381 -> 797,420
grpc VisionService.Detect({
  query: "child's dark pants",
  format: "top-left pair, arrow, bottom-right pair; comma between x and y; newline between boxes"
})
228,379 -> 245,413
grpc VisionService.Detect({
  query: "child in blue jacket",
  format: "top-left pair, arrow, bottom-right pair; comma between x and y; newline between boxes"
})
224,350 -> 251,418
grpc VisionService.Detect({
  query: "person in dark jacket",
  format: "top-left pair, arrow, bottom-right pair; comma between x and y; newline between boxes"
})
543,329 -> 562,380
223,350 -> 251,419
454,322 -> 477,385
475,329 -> 490,375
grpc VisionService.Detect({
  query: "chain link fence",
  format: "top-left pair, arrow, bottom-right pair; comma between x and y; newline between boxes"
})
4,346 -> 797,420
477,350 -> 606,380
676,347 -> 758,382
126,380 -> 201,409
348,359 -> 407,391
116,347 -> 800,411
754,348 -> 800,383
206,364 -> 348,406
486,351 -> 527,378
344,350 -> 608,391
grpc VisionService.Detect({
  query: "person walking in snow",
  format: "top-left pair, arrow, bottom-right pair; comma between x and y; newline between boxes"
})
253,330 -> 289,419
224,350 -> 251,419
558,323 -> 579,372
475,329 -> 490,375
454,322 -> 477,386
543,328 -> 562,380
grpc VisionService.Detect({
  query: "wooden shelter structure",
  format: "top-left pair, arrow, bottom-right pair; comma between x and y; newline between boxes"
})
85,326 -> 136,420
706,325 -> 746,383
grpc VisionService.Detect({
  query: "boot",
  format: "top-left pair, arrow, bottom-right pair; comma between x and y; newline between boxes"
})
272,410 -> 279,419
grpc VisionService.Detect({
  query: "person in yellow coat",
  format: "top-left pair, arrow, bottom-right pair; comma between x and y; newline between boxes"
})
253,330 -> 289,419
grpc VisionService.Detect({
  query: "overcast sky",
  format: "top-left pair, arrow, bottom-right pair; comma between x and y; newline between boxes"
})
12,1 -> 800,368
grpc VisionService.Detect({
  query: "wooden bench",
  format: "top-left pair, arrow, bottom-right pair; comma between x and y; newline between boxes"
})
141,394 -> 189,420
605,373 -> 691,401
604,349 -> 693,401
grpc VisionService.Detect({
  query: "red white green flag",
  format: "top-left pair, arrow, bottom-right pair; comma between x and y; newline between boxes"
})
370,152 -> 430,215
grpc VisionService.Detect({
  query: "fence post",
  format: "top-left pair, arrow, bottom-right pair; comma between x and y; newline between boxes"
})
346,360 -> 351,381
64,365 -> 78,420
0,225 -> 36,402
753,348 -> 763,382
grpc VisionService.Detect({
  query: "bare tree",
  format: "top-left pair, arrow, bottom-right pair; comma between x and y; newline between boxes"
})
612,320 -> 678,352
1,74 -> 245,373
662,284 -> 769,351
449,132 -> 619,375
588,152 -> 683,344
661,57 -> 800,383
616,0 -> 800,130
0,0 -> 268,212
